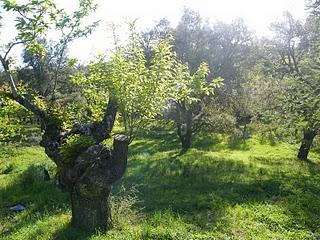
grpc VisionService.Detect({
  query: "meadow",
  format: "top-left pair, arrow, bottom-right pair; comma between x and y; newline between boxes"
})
1,131 -> 320,240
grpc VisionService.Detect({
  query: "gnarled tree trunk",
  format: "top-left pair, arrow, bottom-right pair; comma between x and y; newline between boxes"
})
5,90 -> 129,232
40,99 -> 129,232
297,130 -> 316,160
69,135 -> 129,231
1,52 -> 130,232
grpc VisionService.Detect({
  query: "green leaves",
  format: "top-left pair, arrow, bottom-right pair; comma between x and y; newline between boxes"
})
71,26 -> 178,139
71,23 -> 224,141
173,62 -> 222,105
3,0 -> 56,42
1,0 -> 97,59
25,41 -> 46,58
0,86 -> 29,140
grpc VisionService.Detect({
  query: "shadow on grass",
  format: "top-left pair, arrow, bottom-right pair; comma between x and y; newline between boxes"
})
133,130 -> 253,156
125,155 -> 283,212
131,132 -> 251,157
52,223 -> 93,240
123,141 -> 320,232
192,134 -> 251,152
0,165 -> 70,239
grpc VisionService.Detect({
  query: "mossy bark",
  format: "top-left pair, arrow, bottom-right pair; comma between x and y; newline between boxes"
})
38,99 -> 129,232
67,136 -> 129,232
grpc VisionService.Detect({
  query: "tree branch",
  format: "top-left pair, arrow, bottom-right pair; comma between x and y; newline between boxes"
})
3,40 -> 28,60
0,54 -> 47,119
69,97 -> 118,143
0,54 -> 18,97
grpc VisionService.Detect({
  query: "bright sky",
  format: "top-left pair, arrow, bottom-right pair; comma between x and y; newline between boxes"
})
0,0 -> 307,63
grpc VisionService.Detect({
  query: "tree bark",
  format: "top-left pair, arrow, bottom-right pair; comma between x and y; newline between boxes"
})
68,135 -> 128,232
297,130 -> 316,160
71,187 -> 112,232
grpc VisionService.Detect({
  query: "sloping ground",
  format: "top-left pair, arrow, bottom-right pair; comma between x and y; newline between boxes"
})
0,134 -> 319,240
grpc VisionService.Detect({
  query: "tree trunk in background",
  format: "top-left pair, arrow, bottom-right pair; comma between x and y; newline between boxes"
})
177,110 -> 193,153
297,130 -> 316,160
180,126 -> 192,152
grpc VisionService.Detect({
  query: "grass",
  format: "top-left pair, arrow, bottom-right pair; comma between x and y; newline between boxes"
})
0,131 -> 320,239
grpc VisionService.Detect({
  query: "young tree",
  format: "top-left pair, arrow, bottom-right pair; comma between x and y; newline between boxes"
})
72,26 -> 178,142
166,63 -> 223,151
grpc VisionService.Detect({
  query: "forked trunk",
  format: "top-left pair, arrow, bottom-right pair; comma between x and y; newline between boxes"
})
57,135 -> 129,232
297,130 -> 316,160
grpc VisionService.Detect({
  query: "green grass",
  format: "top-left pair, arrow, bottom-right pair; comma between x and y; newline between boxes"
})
0,132 -> 320,239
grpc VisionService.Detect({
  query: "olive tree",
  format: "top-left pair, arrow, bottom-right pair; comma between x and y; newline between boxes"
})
0,0 -> 178,232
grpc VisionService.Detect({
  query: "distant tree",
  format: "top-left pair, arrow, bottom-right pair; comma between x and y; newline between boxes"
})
172,10 -> 255,134
142,18 -> 172,64
17,38 -> 73,97
307,0 -> 320,16
173,8 -> 205,74
261,11 -> 319,160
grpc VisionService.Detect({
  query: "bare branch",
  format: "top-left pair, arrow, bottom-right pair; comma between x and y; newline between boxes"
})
3,40 -> 28,60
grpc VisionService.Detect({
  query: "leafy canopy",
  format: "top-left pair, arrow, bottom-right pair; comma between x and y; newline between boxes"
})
72,25 -> 178,139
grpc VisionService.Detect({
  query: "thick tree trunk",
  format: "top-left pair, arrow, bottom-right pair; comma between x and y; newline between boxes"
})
297,130 -> 316,160
1,56 -> 127,232
67,135 -> 128,232
71,187 -> 112,231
